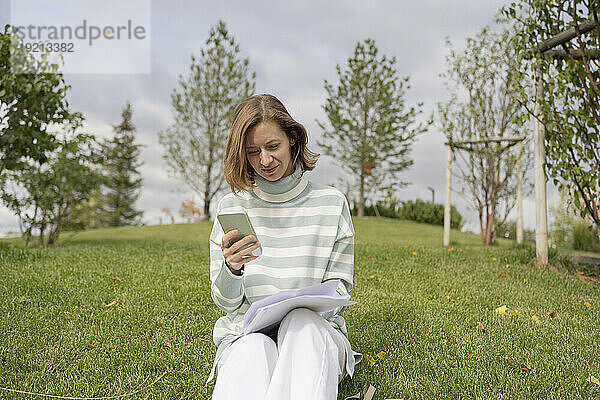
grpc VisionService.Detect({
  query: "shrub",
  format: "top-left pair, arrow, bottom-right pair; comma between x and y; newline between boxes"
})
351,201 -> 399,218
549,188 -> 600,252
351,199 -> 463,230
494,219 -> 535,242
571,221 -> 600,252
398,200 -> 463,229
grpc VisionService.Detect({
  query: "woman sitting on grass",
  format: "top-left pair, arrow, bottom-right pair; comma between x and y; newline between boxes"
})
207,94 -> 362,399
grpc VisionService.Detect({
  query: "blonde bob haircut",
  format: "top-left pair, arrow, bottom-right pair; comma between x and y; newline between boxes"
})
224,94 -> 320,195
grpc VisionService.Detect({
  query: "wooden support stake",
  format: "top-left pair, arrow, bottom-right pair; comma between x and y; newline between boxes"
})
516,140 -> 524,244
533,64 -> 548,265
444,145 -> 452,247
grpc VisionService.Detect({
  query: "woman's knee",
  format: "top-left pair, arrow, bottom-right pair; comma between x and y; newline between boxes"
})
239,333 -> 278,357
221,333 -> 278,369
278,308 -> 330,345
280,307 -> 321,329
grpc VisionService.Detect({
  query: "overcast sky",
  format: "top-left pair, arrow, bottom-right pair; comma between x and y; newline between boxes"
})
0,0 -> 559,237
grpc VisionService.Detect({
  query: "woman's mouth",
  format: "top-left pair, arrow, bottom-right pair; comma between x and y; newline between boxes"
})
263,165 -> 278,174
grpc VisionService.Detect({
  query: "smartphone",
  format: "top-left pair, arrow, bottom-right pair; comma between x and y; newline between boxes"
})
217,211 -> 262,258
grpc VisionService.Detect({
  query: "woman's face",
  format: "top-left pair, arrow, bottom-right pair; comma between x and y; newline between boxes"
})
245,120 -> 295,182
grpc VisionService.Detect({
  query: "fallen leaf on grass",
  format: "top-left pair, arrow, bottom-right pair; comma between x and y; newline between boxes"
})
103,298 -> 119,309
509,311 -> 519,318
376,351 -> 386,359
429,262 -> 438,267
163,343 -> 171,349
505,356 -> 513,361
495,305 -> 510,315
491,257 -> 497,261
365,354 -> 376,366
467,351 -> 474,357
584,301 -> 591,307
531,315 -> 540,323
497,273 -> 510,278
523,278 -> 528,283
584,376 -> 600,386
548,307 -> 559,319
111,276 -> 122,281
460,257 -> 467,261
186,339 -> 193,348
445,295 -> 455,302
521,363 -> 532,373
447,247 -> 454,252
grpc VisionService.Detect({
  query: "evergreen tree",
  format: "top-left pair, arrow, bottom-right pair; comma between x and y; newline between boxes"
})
100,103 -> 144,226
317,39 -> 428,217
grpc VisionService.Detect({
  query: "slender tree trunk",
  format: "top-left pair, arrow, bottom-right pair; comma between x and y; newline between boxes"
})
48,225 -> 60,245
485,207 -> 496,246
39,226 -> 45,246
478,209 -> 485,245
204,143 -> 212,221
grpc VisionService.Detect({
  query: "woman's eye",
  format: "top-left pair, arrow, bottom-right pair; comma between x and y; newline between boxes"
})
269,145 -> 278,149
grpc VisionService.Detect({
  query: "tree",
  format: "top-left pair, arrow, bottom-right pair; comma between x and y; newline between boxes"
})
1,119 -> 103,246
317,39 -> 428,217
503,1 -> 600,240
159,20 -> 255,220
178,197 -> 202,223
68,188 -> 105,230
437,27 -> 533,245
100,102 -> 144,227
1,25 -> 73,188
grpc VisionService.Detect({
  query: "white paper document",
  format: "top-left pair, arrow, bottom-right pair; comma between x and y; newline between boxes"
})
241,280 -> 356,336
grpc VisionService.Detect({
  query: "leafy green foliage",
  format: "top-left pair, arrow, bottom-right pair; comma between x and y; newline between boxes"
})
398,200 -> 463,230
572,221 -> 600,252
351,199 -> 464,230
0,25 -> 74,188
99,103 -> 144,227
550,188 -> 600,252
1,121 -> 104,246
494,219 -> 535,242
317,38 -> 429,217
502,1 -> 600,241
159,20 -> 255,220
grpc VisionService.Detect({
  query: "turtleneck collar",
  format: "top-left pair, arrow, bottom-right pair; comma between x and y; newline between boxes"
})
252,163 -> 308,203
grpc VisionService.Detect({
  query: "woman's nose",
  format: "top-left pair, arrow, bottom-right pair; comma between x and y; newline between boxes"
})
260,151 -> 273,166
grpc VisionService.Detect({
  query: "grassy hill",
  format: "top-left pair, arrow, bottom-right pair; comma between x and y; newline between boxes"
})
1,219 -> 599,399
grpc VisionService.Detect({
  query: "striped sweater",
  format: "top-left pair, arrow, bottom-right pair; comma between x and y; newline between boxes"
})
207,163 -> 362,383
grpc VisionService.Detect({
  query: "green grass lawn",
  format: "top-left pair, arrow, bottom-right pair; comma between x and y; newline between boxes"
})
1,218 -> 599,399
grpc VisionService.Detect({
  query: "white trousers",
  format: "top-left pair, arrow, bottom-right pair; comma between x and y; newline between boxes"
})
212,308 -> 347,400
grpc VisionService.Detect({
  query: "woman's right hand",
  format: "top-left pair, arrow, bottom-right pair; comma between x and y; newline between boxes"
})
221,229 -> 261,276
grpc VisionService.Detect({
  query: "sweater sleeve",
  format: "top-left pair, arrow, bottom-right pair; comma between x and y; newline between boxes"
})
209,199 -> 245,314
321,195 -> 355,319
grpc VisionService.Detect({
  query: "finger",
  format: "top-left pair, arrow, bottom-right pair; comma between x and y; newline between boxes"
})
235,241 -> 261,257
230,235 -> 259,254
222,229 -> 239,248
